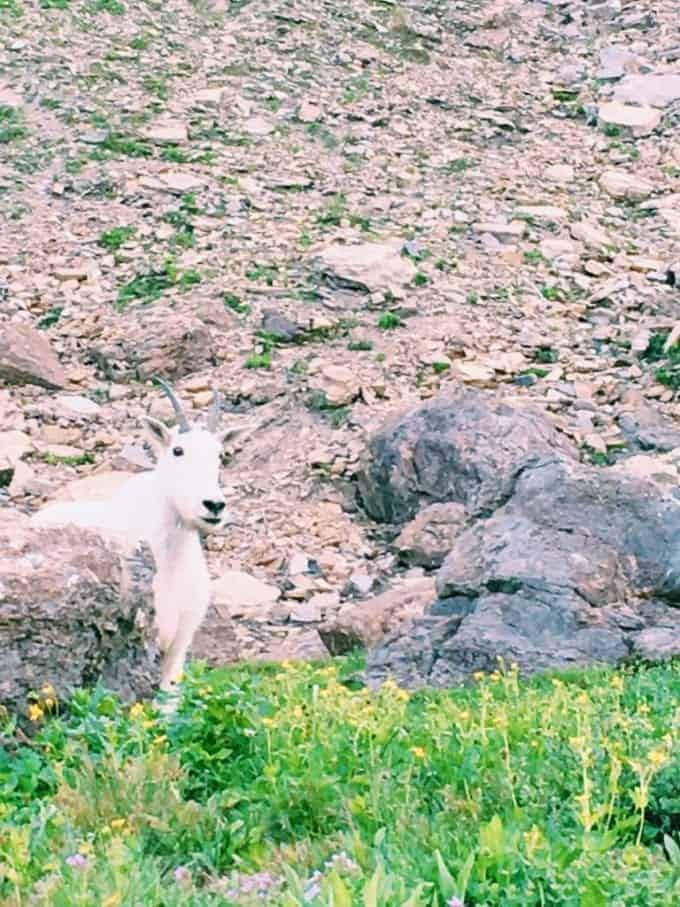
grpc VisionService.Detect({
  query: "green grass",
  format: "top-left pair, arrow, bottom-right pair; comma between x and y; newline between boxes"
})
115,258 -> 199,311
36,306 -> 64,330
98,226 -> 135,252
378,312 -> 402,330
90,133 -> 152,160
42,451 -> 95,467
640,332 -> 680,391
1,658 -> 679,905
0,106 -> 27,144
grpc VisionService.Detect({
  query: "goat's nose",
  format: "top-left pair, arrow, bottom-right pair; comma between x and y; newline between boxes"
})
203,499 -> 226,516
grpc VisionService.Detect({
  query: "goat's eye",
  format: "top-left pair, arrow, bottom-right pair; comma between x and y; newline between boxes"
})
172,446 -> 184,457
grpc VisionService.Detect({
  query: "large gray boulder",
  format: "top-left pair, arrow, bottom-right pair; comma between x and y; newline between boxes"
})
358,390 -> 680,688
0,513 -> 160,718
356,389 -> 575,524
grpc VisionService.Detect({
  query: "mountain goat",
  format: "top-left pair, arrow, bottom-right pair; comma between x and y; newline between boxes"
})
32,379 -> 233,693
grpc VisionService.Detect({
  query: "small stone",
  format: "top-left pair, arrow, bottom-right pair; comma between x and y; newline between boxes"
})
0,323 -> 66,389
262,309 -> 300,343
212,570 -> 281,618
312,364 -> 360,407
192,87 -> 226,105
288,553 -> 309,575
0,431 -> 33,470
8,461 -> 35,497
514,205 -> 567,224
472,220 -> 526,241
267,628 -> 328,661
53,264 -> 90,282
318,240 -> 416,295
540,238 -> 580,260
544,164 -> 574,183
596,46 -> 639,81
158,171 -> 204,195
613,73 -> 680,108
54,395 -> 100,417
348,572 -> 374,596
599,169 -> 654,201
143,122 -> 188,145
570,220 -> 613,250
290,601 -> 322,623
297,99 -> 322,123
452,361 -> 496,387
244,115 -> 275,136
598,101 -> 661,136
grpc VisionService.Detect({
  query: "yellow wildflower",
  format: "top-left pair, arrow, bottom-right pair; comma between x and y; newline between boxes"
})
610,674 -> 624,693
473,671 -> 485,681
78,841 -> 94,856
198,687 -> 211,697
28,703 -> 44,722
459,710 -> 471,721
410,746 -> 427,759
262,717 -> 274,728
109,818 -> 127,831
647,748 -> 668,769
102,895 -> 121,907
489,671 -> 502,682
129,702 -> 145,720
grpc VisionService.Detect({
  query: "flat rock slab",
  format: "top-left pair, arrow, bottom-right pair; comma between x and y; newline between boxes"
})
613,73 -> 680,107
317,240 -> 416,295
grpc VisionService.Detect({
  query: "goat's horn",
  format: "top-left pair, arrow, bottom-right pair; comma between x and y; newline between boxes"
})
206,387 -> 221,433
153,376 -> 190,434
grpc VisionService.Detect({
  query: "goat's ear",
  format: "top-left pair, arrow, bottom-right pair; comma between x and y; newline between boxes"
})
144,417 -> 172,450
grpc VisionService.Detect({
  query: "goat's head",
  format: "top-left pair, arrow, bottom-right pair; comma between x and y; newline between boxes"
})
144,378 -> 231,533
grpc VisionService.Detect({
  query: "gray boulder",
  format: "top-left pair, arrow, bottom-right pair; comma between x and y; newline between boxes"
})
356,389 -> 575,524
360,391 -> 680,688
0,513 -> 160,718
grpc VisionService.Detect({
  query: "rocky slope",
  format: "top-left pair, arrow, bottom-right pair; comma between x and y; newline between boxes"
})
1,0 -> 678,666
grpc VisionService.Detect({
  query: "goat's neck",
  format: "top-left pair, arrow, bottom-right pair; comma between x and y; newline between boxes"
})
145,474 -> 200,569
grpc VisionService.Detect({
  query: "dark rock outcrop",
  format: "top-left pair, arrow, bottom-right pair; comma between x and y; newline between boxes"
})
357,390 -> 680,688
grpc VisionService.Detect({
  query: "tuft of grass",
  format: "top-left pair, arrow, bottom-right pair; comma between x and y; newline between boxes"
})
36,306 -> 64,330
377,312 -> 402,330
91,133 -> 152,159
91,0 -> 125,12
40,0 -> 70,7
115,259 -> 199,311
432,361 -> 450,374
534,346 -> 558,364
0,106 -> 27,144
641,331 -> 680,391
223,293 -> 250,315
348,339 -> 373,352
0,0 -> 23,16
244,352 -> 272,369
98,225 -> 135,252
42,451 -> 95,467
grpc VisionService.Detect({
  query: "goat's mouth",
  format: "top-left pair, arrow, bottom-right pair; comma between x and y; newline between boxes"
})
201,516 -> 222,526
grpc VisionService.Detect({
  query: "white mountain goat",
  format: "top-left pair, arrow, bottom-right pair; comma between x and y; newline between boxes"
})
32,379 -> 233,692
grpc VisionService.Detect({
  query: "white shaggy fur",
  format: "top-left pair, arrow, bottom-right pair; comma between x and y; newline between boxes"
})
32,388 -> 231,692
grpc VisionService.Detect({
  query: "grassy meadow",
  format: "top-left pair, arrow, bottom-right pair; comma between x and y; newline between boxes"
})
1,656 -> 679,906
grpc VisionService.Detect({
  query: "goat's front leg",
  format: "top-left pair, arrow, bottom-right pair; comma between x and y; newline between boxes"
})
159,622 -> 194,692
